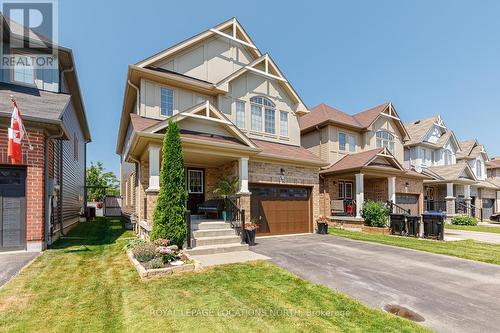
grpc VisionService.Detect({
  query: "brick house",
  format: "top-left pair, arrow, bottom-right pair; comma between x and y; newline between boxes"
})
300,103 -> 428,220
116,18 -> 326,254
0,16 -> 91,251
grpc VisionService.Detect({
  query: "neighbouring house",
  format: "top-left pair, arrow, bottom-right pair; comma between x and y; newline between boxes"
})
404,115 -> 499,220
0,16 -> 91,251
456,139 -> 499,220
486,157 -> 500,214
116,18 -> 326,253
300,102 -> 428,220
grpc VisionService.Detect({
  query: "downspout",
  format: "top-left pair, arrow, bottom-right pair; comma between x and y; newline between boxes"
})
59,67 -> 74,93
127,80 -> 140,114
129,156 -> 141,224
45,129 -> 64,248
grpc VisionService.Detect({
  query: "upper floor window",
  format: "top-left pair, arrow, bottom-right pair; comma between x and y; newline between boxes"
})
12,55 -> 35,85
476,160 -> 483,178
250,96 -> 275,134
444,150 -> 452,165
376,130 -> 395,154
280,111 -> 288,137
339,133 -> 346,151
160,87 -> 174,116
348,134 -> 356,153
235,101 -> 245,128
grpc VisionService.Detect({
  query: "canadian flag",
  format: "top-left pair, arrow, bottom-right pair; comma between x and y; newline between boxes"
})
7,100 -> 24,164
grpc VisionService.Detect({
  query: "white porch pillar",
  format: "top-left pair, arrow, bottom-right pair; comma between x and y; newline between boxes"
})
464,184 -> 471,200
355,173 -> 364,218
446,183 -> 454,198
237,157 -> 250,194
388,176 -> 396,203
147,144 -> 161,192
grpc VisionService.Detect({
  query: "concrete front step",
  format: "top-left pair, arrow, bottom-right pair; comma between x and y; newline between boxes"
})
187,243 -> 249,256
192,221 -> 232,230
194,235 -> 242,247
193,228 -> 237,238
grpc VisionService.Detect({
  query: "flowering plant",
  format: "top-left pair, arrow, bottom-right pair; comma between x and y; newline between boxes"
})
153,239 -> 170,247
317,217 -> 330,224
244,222 -> 259,231
155,246 -> 177,262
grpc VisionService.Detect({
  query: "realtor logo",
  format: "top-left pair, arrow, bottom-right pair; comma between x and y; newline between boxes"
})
0,0 -> 58,69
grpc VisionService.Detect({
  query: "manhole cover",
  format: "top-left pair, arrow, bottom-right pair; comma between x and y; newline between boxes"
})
383,304 -> 425,322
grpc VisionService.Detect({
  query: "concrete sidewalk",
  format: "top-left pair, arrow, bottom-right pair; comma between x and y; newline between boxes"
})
445,229 -> 500,244
192,250 -> 270,268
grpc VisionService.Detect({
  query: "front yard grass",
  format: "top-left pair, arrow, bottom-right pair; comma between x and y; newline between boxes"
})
0,217 -> 429,333
329,228 -> 500,265
446,224 -> 500,234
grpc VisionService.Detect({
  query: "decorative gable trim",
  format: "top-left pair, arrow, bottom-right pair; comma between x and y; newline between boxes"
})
143,101 -> 257,149
209,18 -> 258,50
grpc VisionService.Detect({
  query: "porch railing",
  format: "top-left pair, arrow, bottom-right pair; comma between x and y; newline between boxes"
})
387,200 -> 411,215
226,197 -> 246,244
424,200 -> 447,213
456,200 -> 482,219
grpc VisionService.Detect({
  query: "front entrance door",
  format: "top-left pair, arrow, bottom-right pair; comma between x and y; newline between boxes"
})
483,199 -> 495,220
187,168 -> 204,214
0,167 -> 27,251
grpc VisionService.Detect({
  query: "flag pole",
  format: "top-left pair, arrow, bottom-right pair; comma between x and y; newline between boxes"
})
10,95 -> 34,150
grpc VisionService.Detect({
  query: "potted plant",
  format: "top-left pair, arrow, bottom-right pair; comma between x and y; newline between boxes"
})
212,175 -> 239,221
316,217 -> 329,234
244,219 -> 259,246
361,201 -> 390,235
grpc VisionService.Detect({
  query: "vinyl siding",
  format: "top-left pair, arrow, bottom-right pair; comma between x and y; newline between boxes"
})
60,100 -> 85,229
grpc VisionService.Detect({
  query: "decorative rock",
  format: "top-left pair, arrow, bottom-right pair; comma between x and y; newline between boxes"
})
166,245 -> 178,251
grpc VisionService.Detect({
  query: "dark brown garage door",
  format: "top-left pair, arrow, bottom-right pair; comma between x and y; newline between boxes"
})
396,194 -> 420,215
250,184 -> 311,236
0,167 -> 27,251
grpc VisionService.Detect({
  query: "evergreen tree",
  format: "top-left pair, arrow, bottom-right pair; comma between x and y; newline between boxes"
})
150,121 -> 187,247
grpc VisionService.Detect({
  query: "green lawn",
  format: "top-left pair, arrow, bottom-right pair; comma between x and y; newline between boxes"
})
446,224 -> 500,234
329,228 -> 500,265
0,218 -> 429,333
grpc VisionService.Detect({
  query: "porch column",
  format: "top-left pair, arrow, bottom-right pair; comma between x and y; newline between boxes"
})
355,173 -> 364,218
464,184 -> 472,216
445,182 -> 455,215
147,144 -> 161,192
388,176 -> 396,203
237,157 -> 250,194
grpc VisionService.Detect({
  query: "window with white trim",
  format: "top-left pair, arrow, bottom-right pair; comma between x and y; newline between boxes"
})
444,150 -> 452,165
12,55 -> 35,85
160,87 -> 174,116
250,96 -> 275,133
476,160 -> 483,178
280,111 -> 288,137
264,109 -> 275,134
348,134 -> 356,153
235,101 -> 245,128
339,133 -> 346,151
376,130 -> 395,153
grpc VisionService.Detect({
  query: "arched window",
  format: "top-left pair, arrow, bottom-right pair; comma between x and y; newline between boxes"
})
250,96 -> 275,134
376,130 -> 395,153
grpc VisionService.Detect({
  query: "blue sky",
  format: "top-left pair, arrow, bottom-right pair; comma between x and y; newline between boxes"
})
58,0 -> 500,176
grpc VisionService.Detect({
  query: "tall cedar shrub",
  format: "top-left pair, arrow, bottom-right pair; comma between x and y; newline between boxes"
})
150,121 -> 187,247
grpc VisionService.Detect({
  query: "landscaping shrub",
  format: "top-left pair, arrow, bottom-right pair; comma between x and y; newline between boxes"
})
151,120 -> 188,247
146,257 -> 164,270
452,215 -> 478,226
131,244 -> 157,262
124,238 -> 146,250
361,201 -> 389,227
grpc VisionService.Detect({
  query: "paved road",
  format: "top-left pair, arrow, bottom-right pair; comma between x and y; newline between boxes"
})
445,229 -> 500,244
251,234 -> 500,333
0,252 -> 39,287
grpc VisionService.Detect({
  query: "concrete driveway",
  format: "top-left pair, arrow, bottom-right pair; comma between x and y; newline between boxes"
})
445,229 -> 500,244
251,234 -> 500,333
0,252 -> 39,288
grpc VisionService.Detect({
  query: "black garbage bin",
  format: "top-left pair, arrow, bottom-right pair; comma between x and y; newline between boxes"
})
406,215 -> 421,237
422,212 -> 446,240
390,214 -> 407,235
